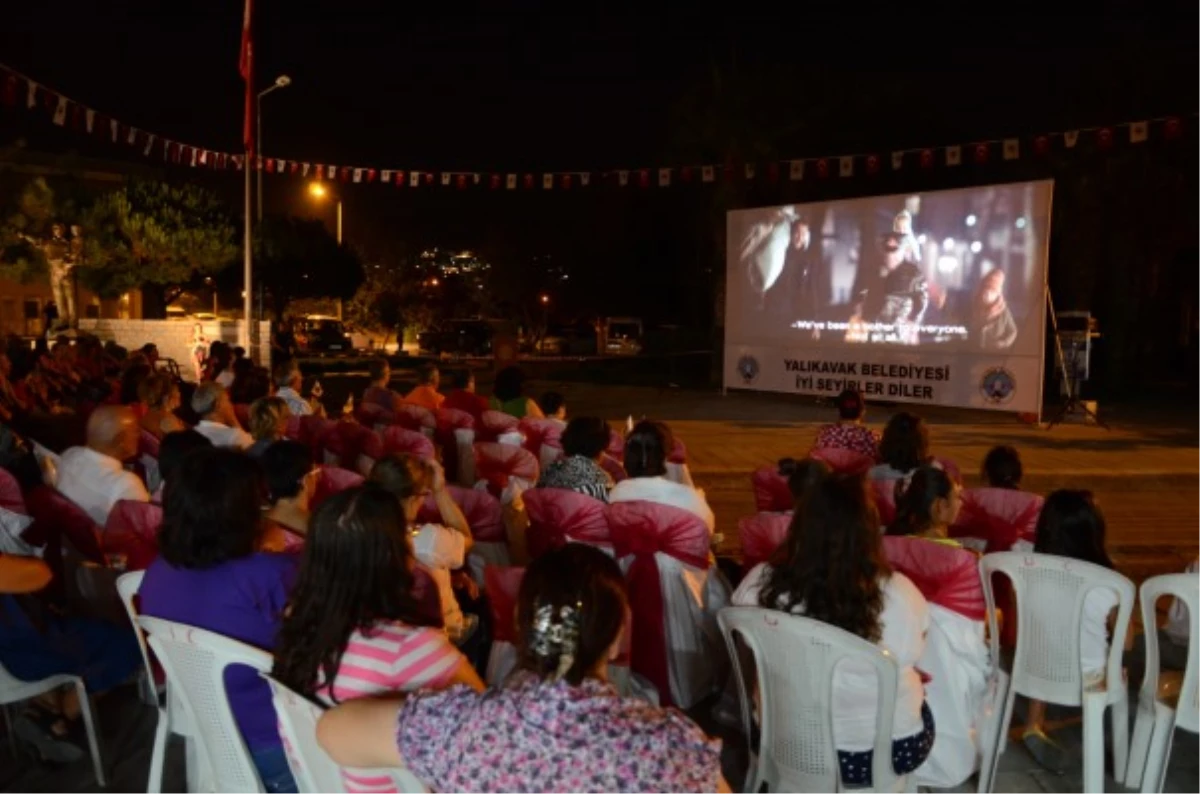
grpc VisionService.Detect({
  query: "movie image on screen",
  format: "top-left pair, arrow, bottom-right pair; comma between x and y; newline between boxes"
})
728,181 -> 1052,356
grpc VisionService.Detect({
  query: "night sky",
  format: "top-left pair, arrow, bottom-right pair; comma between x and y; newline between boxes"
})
2,0 -> 1197,326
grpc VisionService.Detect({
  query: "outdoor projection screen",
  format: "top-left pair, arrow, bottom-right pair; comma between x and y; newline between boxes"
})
724,181 -> 1052,413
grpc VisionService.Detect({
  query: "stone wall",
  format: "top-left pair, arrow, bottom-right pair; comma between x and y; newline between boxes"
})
76,319 -> 271,381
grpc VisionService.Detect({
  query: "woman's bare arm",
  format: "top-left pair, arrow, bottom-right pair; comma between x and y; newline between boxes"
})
317,697 -> 407,769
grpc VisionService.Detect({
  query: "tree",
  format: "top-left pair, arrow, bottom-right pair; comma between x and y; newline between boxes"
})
80,180 -> 238,315
0,176 -> 90,283
254,216 -> 364,320
346,261 -> 434,349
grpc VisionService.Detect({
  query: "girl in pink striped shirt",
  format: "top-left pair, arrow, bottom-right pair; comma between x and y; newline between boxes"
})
273,485 -> 484,792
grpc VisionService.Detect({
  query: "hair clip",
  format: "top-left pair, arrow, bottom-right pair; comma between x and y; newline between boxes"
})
531,600 -> 582,681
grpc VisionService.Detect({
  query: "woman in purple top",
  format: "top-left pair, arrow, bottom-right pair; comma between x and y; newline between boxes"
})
139,447 -> 299,793
315,544 -> 727,793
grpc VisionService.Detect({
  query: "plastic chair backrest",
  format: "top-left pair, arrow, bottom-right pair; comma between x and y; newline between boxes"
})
417,484 -> 504,542
517,417 -> 563,454
396,404 -> 436,436
606,427 -> 625,461
0,468 -> 24,515
23,485 -> 105,563
137,616 -> 273,793
138,428 -> 162,459
882,536 -> 985,621
809,447 -> 874,475
869,478 -> 898,527
738,512 -> 791,574
473,442 -> 539,498
718,607 -> 903,792
1138,573 -> 1200,733
311,466 -> 365,510
116,571 -> 155,696
750,467 -> 793,513
382,426 -> 436,461
667,437 -> 687,465
599,453 -> 627,484
980,551 -> 1135,706
935,457 -> 962,484
951,488 -> 1043,552
103,500 -> 164,571
523,488 -> 611,558
478,410 -> 519,442
484,565 -> 527,644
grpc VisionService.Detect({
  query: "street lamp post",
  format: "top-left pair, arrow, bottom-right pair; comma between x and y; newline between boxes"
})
308,182 -> 345,318
256,75 -> 292,223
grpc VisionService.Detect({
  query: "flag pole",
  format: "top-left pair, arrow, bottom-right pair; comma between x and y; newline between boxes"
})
240,0 -> 255,361
243,150 -> 253,360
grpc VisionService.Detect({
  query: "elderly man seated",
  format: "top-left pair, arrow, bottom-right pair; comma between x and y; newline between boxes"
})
191,382 -> 254,450
57,405 -> 149,525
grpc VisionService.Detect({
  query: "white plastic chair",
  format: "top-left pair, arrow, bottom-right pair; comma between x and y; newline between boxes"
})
137,615 -> 274,793
717,606 -> 916,793
1124,573 -> 1198,793
978,552 -> 1135,794
0,659 -> 105,786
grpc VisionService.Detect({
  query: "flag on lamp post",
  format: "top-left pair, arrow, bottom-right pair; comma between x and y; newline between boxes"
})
239,0 -> 254,158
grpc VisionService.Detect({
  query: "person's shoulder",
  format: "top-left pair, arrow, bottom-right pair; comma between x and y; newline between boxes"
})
731,562 -> 771,606
884,571 -> 928,608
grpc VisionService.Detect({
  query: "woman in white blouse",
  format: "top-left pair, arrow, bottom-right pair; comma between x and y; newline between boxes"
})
732,473 -> 933,787
609,420 -> 715,531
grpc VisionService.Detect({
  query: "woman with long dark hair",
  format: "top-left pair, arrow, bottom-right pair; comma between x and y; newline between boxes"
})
273,485 -> 482,791
885,465 -> 961,543
732,474 -> 933,787
868,412 -> 931,482
314,544 -> 725,792
609,420 -> 714,530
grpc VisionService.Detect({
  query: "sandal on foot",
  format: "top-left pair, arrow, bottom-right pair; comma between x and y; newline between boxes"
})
1022,727 -> 1067,775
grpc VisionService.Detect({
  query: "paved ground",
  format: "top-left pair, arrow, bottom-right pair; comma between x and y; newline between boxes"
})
3,379 -> 1196,792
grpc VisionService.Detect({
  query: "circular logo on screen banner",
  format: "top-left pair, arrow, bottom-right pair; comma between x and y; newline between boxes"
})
736,355 -> 760,385
980,367 -> 1016,404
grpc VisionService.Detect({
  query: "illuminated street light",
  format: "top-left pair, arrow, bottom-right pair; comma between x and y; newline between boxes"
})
309,182 -> 327,199
540,294 -> 550,305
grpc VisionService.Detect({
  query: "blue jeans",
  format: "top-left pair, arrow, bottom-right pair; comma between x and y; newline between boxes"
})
250,744 -> 298,793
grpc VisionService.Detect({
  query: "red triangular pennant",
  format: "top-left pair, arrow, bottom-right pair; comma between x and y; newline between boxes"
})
490,173 -> 501,189
1033,135 -> 1050,156
0,73 -> 16,108
865,154 -> 880,175
815,159 -> 829,179
638,169 -> 650,188
919,149 -> 934,168
1164,117 -> 1182,140
1096,127 -> 1114,150
367,168 -> 378,183
973,143 -> 989,164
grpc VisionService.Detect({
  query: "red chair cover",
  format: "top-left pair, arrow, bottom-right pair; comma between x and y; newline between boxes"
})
668,438 -> 687,465
357,402 -> 394,428
0,468 -> 25,515
137,429 -> 161,460
285,415 -> 302,440
484,565 -> 526,644
473,443 -> 539,499
935,456 -> 962,484
311,466 -> 364,510
870,478 -> 898,526
103,500 -> 164,572
233,403 -> 251,431
322,422 -> 384,471
599,454 -> 628,484
882,535 -> 986,621
22,485 -> 106,604
411,566 -> 445,628
607,500 -> 712,707
750,467 -> 793,513
435,408 -> 475,476
299,416 -> 338,459
809,447 -> 874,475
518,418 -> 563,456
417,485 -> 505,542
523,489 -> 611,559
478,410 -> 519,443
395,404 -> 436,434
738,512 -> 791,574
950,488 -> 1044,552
381,426 -> 435,461
606,428 -> 625,462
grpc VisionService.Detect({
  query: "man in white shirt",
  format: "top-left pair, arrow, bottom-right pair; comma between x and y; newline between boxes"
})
191,382 -> 254,450
273,360 -> 320,417
57,405 -> 149,525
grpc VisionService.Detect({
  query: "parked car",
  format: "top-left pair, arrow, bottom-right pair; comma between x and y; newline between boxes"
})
295,315 -> 353,356
418,319 -> 495,357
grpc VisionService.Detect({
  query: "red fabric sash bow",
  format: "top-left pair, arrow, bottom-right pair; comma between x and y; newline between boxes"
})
324,423 -> 382,470
484,565 -> 526,644
103,500 -> 164,572
473,443 -> 539,499
382,426 -> 435,461
738,512 -> 791,573
311,466 -> 364,510
750,467 -> 793,512
524,489 -> 610,558
418,485 -> 504,542
882,535 -> 986,621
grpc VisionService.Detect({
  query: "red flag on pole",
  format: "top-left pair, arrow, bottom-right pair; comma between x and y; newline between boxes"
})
239,0 -> 255,157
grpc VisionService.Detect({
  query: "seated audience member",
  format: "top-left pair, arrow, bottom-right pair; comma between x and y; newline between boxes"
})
139,343 -> 159,369
610,420 -> 715,531
153,429 -> 212,502
118,362 -> 153,411
886,465 -> 962,544
139,447 -> 299,793
537,416 -> 614,502
441,369 -> 487,422
362,358 -> 400,414
0,350 -> 31,423
261,441 -> 315,548
368,455 -> 475,644
539,391 -> 568,429
138,372 -> 187,439
0,554 -> 141,763
1021,489 -> 1117,772
405,363 -> 445,412
273,486 -> 483,790
981,445 -> 1023,489
777,457 -> 831,506
273,360 -> 322,418
201,341 -> 229,384
489,366 -> 543,419
191,382 -> 254,450
227,357 -> 256,404
733,474 -> 932,787
868,412 -> 931,482
233,346 -> 247,363
57,405 -> 149,525
814,389 -> 880,460
247,397 -> 290,459
315,543 -> 725,792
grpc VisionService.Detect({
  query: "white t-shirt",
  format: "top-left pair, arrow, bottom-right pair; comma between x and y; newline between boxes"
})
194,420 -> 254,451
412,523 -> 466,633
733,562 -> 929,751
1081,587 -> 1119,677
57,446 -> 150,525
1165,559 -> 1198,647
609,476 -> 716,532
215,370 -> 235,389
276,387 -> 312,417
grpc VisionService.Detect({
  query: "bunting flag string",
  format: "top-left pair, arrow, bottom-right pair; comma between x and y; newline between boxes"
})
0,61 -> 1193,192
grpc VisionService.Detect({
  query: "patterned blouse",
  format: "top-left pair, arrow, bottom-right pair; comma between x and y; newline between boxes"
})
537,455 -> 613,502
813,422 -> 880,459
395,672 -> 721,792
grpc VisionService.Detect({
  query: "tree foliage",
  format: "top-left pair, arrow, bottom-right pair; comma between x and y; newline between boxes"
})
346,261 -> 434,346
79,180 -> 238,302
255,216 -> 365,319
0,177 -> 90,282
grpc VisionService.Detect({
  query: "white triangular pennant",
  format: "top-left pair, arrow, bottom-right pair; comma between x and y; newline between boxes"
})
26,81 -> 38,109
109,119 -> 119,143
580,173 -> 590,187
324,165 -> 335,179
506,174 -> 517,190
658,168 -> 671,187
440,172 -> 451,186
1003,139 -> 1020,160
1129,121 -> 1148,143
839,157 -> 854,177
302,163 -> 311,176
199,150 -> 209,166
85,109 -> 95,133
1064,130 -> 1079,148
473,173 -> 481,186
353,168 -> 363,183
410,171 -> 421,187
618,170 -> 629,187
162,139 -> 172,160
946,146 -> 962,166
701,165 -> 715,183
143,134 -> 156,157
189,147 -> 198,167
52,96 -> 68,126
789,160 -> 804,180
380,169 -> 391,183
744,163 -> 756,180
892,151 -> 904,170
543,173 -> 554,189
127,126 -> 137,145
